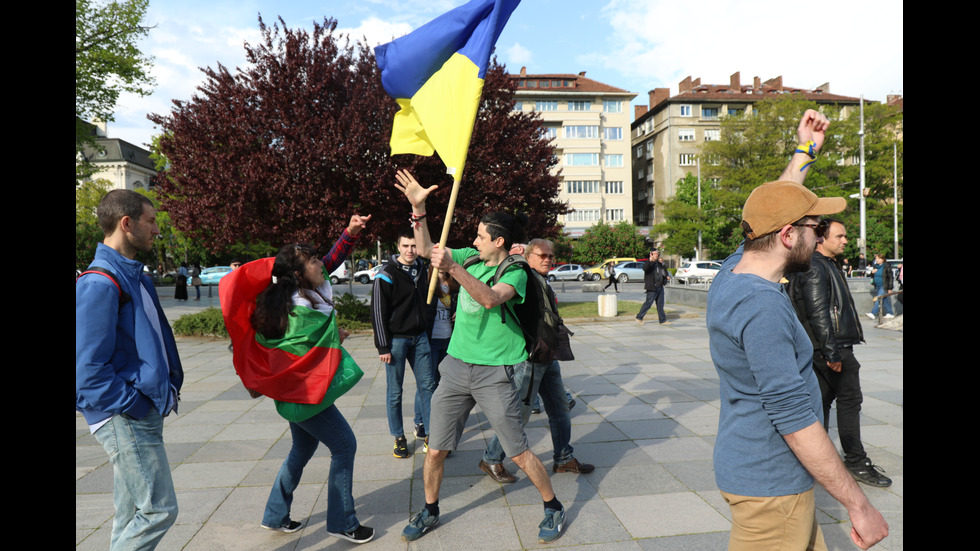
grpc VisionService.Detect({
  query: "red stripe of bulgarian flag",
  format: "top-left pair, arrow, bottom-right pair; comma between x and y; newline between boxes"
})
219,257 -> 341,404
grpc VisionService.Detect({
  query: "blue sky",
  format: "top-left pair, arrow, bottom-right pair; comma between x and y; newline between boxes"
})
112,0 -> 904,148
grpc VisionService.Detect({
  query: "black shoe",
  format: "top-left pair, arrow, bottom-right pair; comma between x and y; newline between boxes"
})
393,436 -> 410,458
568,398 -> 576,411
262,520 -> 303,533
328,525 -> 375,543
847,458 -> 892,487
414,423 -> 426,439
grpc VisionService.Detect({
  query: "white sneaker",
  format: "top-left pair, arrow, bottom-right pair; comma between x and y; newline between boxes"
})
884,314 -> 895,319
866,313 -> 875,319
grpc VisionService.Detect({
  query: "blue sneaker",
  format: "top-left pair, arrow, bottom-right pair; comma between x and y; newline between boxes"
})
401,509 -> 439,542
538,508 -> 565,543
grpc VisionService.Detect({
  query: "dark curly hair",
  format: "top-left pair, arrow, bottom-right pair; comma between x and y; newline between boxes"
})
250,243 -> 317,339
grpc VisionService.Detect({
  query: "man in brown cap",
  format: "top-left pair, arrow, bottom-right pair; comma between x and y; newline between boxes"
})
707,110 -> 888,550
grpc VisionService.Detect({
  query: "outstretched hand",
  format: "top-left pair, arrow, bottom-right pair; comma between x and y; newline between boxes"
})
797,109 -> 830,153
394,169 -> 438,209
347,214 -> 372,237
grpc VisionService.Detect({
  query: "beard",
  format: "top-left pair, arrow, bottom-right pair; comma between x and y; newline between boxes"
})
783,234 -> 814,275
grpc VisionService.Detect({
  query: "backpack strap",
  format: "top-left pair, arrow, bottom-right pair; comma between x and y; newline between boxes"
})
77,267 -> 132,306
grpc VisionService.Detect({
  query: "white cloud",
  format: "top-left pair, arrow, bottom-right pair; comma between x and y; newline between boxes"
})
505,42 -> 533,67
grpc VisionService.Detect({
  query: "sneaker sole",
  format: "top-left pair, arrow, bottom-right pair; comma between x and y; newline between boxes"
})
261,523 -> 302,533
328,530 -> 375,544
538,521 -> 564,543
401,519 -> 439,542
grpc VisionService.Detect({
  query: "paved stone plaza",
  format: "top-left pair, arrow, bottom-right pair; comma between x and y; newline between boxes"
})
76,298 -> 903,550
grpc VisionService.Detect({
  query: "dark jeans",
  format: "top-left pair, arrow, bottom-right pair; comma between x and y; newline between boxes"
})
263,406 -> 360,533
636,287 -> 666,323
812,347 -> 866,464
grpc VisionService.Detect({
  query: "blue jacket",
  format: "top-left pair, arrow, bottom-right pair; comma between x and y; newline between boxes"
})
76,243 -> 184,425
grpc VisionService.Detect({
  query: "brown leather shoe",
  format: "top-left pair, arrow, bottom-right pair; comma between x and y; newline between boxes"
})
479,459 -> 516,483
553,458 -> 595,474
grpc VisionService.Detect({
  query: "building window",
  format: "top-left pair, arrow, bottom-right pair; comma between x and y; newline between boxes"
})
679,104 -> 692,117
568,101 -> 591,111
606,208 -> 625,221
566,180 -> 601,194
705,129 -> 720,141
679,153 -> 697,166
702,107 -> 719,120
565,153 -> 599,166
605,181 -> 623,194
565,125 -> 598,139
542,126 -> 558,140
678,129 -> 695,142
512,101 -> 523,112
604,127 -> 622,140
636,146 -> 643,158
535,101 -> 558,111
604,154 -> 623,167
728,108 -> 743,116
603,100 -> 622,113
567,209 -> 600,222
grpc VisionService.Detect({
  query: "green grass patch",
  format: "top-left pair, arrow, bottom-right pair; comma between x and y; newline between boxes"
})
558,300 -> 644,319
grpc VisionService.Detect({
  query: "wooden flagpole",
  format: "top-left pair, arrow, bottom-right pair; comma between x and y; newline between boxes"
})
426,169 -> 463,304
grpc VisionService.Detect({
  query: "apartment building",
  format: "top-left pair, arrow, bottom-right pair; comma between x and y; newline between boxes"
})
510,68 -> 637,237
631,72 -> 862,229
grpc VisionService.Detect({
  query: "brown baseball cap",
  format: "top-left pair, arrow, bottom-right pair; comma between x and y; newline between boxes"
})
741,181 -> 846,239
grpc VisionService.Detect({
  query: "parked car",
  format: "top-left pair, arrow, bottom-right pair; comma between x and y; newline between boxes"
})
198,266 -> 233,285
353,265 -> 383,284
582,257 -> 638,281
547,263 -> 585,281
329,260 -> 352,285
674,260 -> 722,284
611,261 -> 647,283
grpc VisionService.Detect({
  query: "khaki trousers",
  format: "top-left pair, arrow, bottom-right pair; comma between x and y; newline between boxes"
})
721,489 -> 827,551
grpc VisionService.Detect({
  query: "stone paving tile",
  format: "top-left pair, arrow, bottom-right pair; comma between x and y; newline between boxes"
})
76,302 -> 903,550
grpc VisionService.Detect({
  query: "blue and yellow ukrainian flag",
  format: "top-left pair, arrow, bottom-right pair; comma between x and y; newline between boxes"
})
375,0 -> 520,177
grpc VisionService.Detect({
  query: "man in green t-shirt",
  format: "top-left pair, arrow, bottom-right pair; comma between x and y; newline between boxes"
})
394,170 -> 565,545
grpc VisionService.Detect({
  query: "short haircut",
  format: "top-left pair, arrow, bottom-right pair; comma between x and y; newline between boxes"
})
97,189 -> 153,237
397,229 -> 416,242
481,211 -> 528,250
526,238 -> 553,255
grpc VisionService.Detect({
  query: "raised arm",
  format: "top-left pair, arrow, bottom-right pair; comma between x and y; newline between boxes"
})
779,109 -> 830,184
394,169 -> 438,258
321,214 -> 372,272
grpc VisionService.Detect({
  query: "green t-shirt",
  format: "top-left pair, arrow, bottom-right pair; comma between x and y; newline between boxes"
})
446,247 -> 528,366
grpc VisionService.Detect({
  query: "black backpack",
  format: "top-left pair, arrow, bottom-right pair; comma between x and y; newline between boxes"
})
463,254 -> 562,365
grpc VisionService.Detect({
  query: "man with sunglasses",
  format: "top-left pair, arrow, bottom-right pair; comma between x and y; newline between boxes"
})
787,219 -> 892,488
480,239 -> 594,484
707,110 -> 888,550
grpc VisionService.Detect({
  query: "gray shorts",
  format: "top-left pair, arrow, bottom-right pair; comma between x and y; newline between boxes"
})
427,354 -> 529,457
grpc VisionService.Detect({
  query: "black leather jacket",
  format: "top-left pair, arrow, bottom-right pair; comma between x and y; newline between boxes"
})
787,252 -> 864,363
642,259 -> 670,290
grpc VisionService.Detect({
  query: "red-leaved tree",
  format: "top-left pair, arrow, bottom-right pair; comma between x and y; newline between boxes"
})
149,16 -> 566,254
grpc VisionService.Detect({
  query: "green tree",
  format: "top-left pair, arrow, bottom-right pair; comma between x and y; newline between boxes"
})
572,221 -> 647,265
654,172 -> 728,260
76,0 -> 156,178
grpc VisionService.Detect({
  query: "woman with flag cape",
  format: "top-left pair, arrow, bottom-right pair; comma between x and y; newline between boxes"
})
219,215 -> 374,544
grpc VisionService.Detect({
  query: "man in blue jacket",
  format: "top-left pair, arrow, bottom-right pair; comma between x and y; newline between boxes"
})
76,189 -> 184,551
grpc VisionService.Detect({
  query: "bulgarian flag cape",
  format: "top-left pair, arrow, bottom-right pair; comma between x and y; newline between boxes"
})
219,257 -> 341,404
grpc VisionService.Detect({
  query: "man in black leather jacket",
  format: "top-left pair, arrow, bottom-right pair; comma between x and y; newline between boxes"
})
787,218 -> 891,487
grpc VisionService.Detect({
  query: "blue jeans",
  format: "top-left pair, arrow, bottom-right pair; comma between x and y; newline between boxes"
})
385,334 -> 435,437
92,410 -> 178,551
263,406 -> 360,533
636,287 -> 666,323
483,360 -> 575,465
871,285 -> 893,316
415,336 -> 449,428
